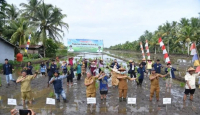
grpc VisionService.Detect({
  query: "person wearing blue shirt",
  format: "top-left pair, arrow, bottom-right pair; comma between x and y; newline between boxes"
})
25,61 -> 33,75
129,61 -> 136,78
137,64 -> 145,86
40,62 -> 46,76
2,59 -> 16,87
165,63 -> 177,88
98,71 -> 109,100
61,61 -> 67,75
110,59 -> 121,69
77,62 -> 82,80
47,60 -> 57,87
67,64 -> 74,86
49,70 -> 67,103
153,59 -> 163,73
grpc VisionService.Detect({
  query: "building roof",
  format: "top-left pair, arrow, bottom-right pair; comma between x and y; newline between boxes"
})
19,45 -> 43,49
0,37 -> 17,48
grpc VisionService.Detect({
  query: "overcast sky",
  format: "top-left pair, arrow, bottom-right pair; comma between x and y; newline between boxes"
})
8,0 -> 200,47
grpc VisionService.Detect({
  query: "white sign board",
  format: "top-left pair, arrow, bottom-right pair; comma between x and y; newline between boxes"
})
87,98 -> 96,104
46,98 -> 55,105
127,98 -> 136,104
163,98 -> 171,104
8,98 -> 17,105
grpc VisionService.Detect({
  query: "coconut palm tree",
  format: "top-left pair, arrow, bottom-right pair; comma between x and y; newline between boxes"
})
5,4 -> 19,21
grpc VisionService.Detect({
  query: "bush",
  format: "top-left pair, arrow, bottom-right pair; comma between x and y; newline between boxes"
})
45,39 -> 59,57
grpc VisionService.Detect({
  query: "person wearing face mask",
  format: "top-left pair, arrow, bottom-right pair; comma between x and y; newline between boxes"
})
137,64 -> 145,86
111,64 -> 120,87
165,63 -> 177,88
117,67 -> 136,102
183,67 -> 200,101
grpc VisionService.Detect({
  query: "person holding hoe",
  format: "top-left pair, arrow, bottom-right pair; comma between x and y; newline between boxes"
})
117,67 -> 136,102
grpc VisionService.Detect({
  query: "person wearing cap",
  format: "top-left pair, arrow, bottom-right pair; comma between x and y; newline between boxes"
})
153,59 -> 163,74
16,70 -> 38,105
47,60 -> 57,87
90,61 -> 97,76
117,67 -> 136,102
165,63 -> 177,88
67,64 -> 74,86
128,61 -> 136,78
146,59 -> 153,75
149,68 -> 168,101
183,67 -> 200,101
137,64 -> 145,86
49,70 -> 68,102
84,71 -> 102,98
2,58 -> 16,87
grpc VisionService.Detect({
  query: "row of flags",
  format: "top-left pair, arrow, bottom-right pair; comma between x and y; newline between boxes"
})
140,42 -> 145,59
140,40 -> 151,60
158,38 -> 171,64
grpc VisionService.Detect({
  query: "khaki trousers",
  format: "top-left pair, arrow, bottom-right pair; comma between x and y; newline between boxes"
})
119,89 -> 127,98
150,86 -> 160,99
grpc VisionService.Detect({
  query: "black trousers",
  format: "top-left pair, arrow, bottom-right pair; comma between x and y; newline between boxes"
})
67,77 -> 73,83
77,74 -> 81,80
130,72 -> 136,78
137,79 -> 143,86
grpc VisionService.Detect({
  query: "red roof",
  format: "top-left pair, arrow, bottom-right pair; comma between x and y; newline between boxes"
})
19,45 -> 43,48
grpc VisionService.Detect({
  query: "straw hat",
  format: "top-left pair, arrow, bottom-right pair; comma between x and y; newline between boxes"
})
142,59 -> 146,61
147,59 -> 152,61
129,60 -> 133,63
187,67 -> 195,72
118,67 -> 126,71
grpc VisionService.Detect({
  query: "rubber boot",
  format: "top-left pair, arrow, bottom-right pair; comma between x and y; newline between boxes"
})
123,98 -> 127,102
119,97 -> 122,102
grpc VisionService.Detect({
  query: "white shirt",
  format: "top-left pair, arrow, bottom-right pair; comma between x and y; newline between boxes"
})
185,73 -> 200,89
132,65 -> 135,70
97,50 -> 102,52
68,48 -> 74,52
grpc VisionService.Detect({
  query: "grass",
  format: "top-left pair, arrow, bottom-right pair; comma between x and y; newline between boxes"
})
49,91 -> 54,98
180,82 -> 185,87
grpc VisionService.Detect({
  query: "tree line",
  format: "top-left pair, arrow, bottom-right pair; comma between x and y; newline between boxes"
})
0,0 -> 68,57
109,16 -> 200,55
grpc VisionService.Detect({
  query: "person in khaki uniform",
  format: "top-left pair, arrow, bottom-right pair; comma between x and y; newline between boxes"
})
16,70 -> 38,105
117,68 -> 136,102
84,71 -> 102,97
111,67 -> 119,87
149,68 -> 168,101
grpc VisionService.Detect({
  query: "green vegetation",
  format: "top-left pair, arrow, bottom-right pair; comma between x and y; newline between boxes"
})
109,17 -> 200,55
0,0 -> 68,57
49,91 -> 54,98
180,82 -> 185,87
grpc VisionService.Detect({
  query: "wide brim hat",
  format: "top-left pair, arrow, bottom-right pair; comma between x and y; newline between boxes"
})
147,59 -> 152,61
187,67 -> 195,72
118,67 -> 126,71
129,60 -> 133,63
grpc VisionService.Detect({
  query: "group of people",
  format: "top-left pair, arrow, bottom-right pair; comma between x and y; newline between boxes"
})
1,57 -> 200,107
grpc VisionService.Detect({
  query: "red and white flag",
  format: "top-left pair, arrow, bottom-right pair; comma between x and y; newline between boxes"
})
140,42 -> 145,60
145,40 -> 150,60
158,38 -> 170,63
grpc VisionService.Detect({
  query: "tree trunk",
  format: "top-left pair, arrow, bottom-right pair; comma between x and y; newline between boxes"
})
44,47 -> 46,58
187,42 -> 189,56
155,46 -> 157,54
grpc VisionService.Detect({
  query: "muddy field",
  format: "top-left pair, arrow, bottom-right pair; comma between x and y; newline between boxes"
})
0,52 -> 200,115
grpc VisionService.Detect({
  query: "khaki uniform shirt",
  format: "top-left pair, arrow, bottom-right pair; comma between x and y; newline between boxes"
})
85,77 -> 97,94
117,75 -> 131,89
17,75 -> 35,92
149,74 -> 162,87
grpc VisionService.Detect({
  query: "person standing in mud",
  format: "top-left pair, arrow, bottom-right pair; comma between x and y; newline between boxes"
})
149,68 -> 168,101
40,62 -> 46,77
82,60 -> 86,76
2,59 -> 16,87
128,60 -> 136,78
110,59 -> 120,68
183,67 -> 200,101
49,70 -> 67,103
98,59 -> 104,73
61,61 -> 67,75
153,59 -> 163,74
111,64 -> 119,87
117,67 -> 136,102
140,59 -> 146,71
146,59 -> 153,75
68,57 -> 74,66
98,71 -> 109,100
84,71 -> 102,98
47,60 -> 57,87
16,70 -> 38,105
77,62 -> 82,80
67,64 -> 74,86
25,61 -> 33,75
165,63 -> 177,88
90,61 -> 97,76
137,64 -> 145,86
